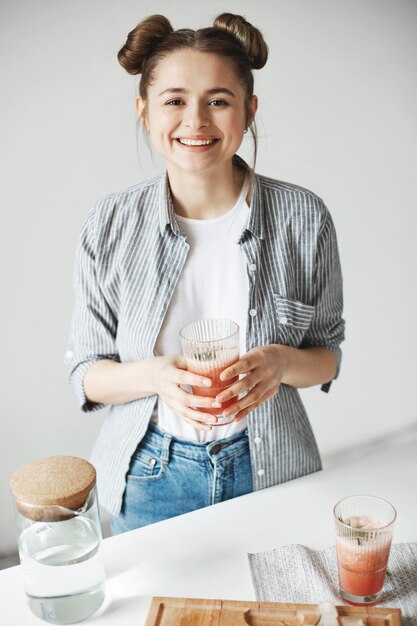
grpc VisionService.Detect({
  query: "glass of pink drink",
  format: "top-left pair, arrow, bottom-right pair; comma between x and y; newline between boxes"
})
180,319 -> 239,425
334,495 -> 396,606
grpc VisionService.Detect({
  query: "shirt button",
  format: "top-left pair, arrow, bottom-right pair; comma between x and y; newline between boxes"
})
254,436 -> 262,445
149,458 -> 156,467
249,264 -> 257,272
279,316 -> 288,324
249,308 -> 257,317
65,350 -> 73,359
257,468 -> 265,477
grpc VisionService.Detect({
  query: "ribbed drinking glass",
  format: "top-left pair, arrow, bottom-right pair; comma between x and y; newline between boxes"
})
334,495 -> 396,606
180,319 -> 240,425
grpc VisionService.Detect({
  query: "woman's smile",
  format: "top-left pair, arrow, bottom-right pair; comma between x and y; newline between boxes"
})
174,136 -> 220,151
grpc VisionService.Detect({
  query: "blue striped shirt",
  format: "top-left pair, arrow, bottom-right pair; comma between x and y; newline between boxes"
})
65,159 -> 345,516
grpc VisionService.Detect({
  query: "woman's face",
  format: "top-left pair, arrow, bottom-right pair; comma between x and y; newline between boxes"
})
136,48 -> 257,177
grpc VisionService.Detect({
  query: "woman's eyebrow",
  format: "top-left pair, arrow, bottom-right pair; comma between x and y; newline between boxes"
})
207,88 -> 236,97
158,87 -> 236,97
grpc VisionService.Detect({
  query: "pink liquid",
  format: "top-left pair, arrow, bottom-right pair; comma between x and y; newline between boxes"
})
187,359 -> 238,418
336,537 -> 392,600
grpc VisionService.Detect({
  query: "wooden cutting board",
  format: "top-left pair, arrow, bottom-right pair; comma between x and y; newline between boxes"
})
145,596 -> 402,625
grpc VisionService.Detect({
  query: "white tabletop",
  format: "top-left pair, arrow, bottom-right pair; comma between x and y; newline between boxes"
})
1,427 -> 416,625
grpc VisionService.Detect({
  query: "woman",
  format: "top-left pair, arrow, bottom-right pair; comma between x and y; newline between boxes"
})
66,13 -> 345,534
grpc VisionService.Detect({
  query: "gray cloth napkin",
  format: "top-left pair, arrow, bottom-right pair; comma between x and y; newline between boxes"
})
248,543 -> 417,626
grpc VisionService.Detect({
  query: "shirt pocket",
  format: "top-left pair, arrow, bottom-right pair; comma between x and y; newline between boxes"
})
272,294 -> 315,347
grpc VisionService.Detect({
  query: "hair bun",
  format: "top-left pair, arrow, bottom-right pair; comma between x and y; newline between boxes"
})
118,14 -> 174,75
213,13 -> 268,69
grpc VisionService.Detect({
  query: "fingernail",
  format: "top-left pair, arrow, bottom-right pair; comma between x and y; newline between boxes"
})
202,379 -> 211,387
211,401 -> 221,408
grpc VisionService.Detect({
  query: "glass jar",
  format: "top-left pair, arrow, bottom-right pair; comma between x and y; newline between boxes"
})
10,456 -> 106,624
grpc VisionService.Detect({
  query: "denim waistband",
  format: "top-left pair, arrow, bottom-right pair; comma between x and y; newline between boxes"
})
142,422 -> 249,463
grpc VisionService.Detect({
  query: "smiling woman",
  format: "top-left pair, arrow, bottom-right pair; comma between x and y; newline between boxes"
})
65,13 -> 345,535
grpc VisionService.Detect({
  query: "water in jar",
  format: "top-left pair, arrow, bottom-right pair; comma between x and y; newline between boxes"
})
18,516 -> 105,624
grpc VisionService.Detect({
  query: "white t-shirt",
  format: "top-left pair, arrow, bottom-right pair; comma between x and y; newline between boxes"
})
151,177 -> 250,442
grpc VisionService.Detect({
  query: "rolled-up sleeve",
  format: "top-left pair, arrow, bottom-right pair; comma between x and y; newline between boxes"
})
302,207 -> 345,392
65,207 -> 120,412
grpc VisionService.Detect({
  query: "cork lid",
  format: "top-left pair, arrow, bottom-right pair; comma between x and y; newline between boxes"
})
10,456 -> 96,522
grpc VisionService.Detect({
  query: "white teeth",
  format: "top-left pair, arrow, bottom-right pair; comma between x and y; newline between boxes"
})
178,138 -> 216,146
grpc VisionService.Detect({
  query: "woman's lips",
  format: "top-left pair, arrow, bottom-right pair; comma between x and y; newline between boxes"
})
174,137 -> 220,151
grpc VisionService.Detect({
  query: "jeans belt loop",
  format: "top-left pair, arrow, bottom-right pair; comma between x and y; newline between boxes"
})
161,432 -> 172,464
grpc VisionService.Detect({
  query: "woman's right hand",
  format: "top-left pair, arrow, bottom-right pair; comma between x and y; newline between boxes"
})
151,355 -> 217,431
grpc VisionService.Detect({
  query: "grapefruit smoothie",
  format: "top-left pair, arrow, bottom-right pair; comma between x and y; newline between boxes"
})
180,319 -> 240,426
186,356 -> 239,420
336,520 -> 392,600
334,497 -> 396,606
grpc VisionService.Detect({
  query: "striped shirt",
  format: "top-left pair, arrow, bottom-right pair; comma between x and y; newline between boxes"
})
65,158 -> 345,516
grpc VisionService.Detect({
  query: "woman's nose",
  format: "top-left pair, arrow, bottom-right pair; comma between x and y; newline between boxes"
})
184,103 -> 210,129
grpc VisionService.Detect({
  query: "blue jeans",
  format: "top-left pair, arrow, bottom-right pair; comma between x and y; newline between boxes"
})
110,423 -> 253,535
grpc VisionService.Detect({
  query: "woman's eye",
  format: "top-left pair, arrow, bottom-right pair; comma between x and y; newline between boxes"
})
165,99 -> 184,106
209,99 -> 228,107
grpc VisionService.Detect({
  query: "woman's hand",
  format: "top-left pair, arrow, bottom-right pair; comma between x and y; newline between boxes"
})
151,355 -> 218,431
212,345 -> 289,422
213,344 -> 338,422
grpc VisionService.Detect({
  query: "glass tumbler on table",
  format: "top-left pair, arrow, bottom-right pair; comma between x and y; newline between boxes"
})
10,456 -> 105,624
334,494 -> 396,607
180,318 -> 240,426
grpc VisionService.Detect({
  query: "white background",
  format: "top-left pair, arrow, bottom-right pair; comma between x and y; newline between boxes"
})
1,0 -> 416,559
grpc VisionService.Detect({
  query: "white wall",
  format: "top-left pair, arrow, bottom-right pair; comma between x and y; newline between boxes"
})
1,0 -> 416,557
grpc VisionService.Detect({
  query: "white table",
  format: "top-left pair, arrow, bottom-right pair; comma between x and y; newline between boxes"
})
1,428 -> 416,625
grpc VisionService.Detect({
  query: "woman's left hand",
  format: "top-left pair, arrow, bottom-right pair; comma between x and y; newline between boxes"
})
213,344 -> 289,422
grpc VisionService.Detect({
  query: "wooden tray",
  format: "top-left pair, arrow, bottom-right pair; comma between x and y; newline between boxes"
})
145,596 -> 402,625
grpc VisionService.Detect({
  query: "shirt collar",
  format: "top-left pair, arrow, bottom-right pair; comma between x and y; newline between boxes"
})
234,155 -> 264,240
158,172 -> 184,237
243,168 -> 264,240
158,155 -> 264,240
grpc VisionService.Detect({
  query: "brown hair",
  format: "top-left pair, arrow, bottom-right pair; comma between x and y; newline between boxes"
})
117,13 -> 268,170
